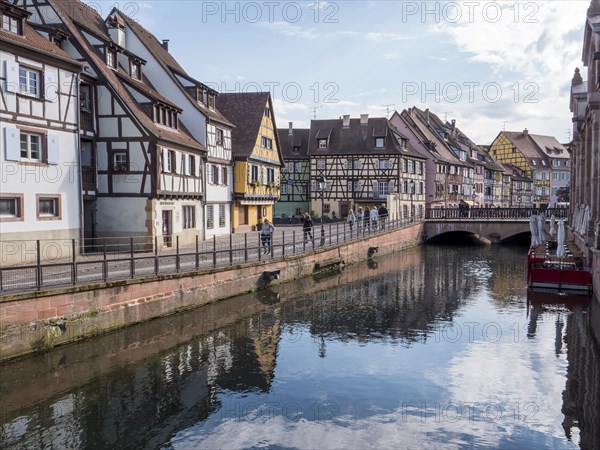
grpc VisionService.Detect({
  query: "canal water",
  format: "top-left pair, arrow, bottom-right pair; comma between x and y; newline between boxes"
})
1,244 -> 599,449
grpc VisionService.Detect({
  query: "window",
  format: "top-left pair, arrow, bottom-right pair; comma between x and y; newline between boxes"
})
375,137 -> 385,148
212,165 -> 219,184
114,152 -> 128,171
154,105 -> 178,129
566,160 -> 571,168
221,167 -> 228,185
0,195 -> 23,221
532,160 -> 536,166
541,160 -> 546,166
251,165 -> 259,182
264,107 -> 270,118
552,159 -> 560,167
188,155 -> 196,176
267,167 -> 275,183
379,159 -> 389,170
299,186 -> 307,195
317,160 -> 326,170
353,159 -> 362,170
19,67 -> 40,97
261,136 -> 273,149
219,204 -> 226,227
130,61 -> 141,80
20,133 -> 41,161
106,48 -> 117,69
293,145 -> 300,153
165,150 -> 175,173
417,162 -> 423,175
206,205 -> 214,229
295,207 -> 302,216
281,184 -> 289,194
402,159 -> 407,173
183,205 -> 195,229
2,13 -> 20,34
408,160 -> 415,174
318,139 -> 328,149
37,195 -> 61,220
216,129 -> 224,145
80,85 -> 92,112
378,181 -> 389,198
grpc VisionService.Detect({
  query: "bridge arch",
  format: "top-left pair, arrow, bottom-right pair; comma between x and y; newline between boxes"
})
423,221 -> 532,244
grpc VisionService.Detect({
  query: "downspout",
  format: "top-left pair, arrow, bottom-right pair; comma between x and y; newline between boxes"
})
202,117 -> 208,241
75,73 -> 85,252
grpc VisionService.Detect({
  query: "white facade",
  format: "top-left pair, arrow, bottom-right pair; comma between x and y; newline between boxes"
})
114,11 -> 234,237
0,15 -> 82,265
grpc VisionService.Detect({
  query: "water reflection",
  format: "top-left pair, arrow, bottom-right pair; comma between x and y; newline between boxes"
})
0,246 -> 598,449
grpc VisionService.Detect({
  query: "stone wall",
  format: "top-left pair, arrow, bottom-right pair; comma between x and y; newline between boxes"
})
0,224 -> 423,361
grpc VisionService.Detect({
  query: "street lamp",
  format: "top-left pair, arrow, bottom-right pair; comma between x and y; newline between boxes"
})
409,179 -> 415,222
318,176 -> 327,245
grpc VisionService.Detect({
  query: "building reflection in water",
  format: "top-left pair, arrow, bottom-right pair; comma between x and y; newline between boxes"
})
0,246 -> 599,449
526,291 -> 600,449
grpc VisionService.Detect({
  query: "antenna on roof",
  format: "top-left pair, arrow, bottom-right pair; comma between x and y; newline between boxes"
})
566,128 -> 571,142
503,121 -> 508,131
382,104 -> 395,118
444,111 -> 453,122
312,106 -> 323,119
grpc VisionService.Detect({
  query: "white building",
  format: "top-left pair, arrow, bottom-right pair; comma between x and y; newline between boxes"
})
23,0 -> 208,248
0,1 -> 82,264
109,9 -> 235,238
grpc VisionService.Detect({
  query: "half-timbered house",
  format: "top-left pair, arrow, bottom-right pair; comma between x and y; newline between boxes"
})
110,9 -> 235,238
276,123 -> 310,219
390,110 -> 450,210
217,92 -> 284,232
23,0 -> 207,248
489,130 -> 568,208
0,1 -> 82,264
308,115 -> 426,220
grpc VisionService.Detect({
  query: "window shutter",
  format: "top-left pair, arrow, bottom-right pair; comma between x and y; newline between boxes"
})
371,180 -> 378,198
343,159 -> 348,169
262,166 -> 267,184
3,127 -> 20,161
185,155 -> 191,176
357,180 -> 363,191
389,180 -> 396,193
44,70 -> 57,102
4,60 -> 18,94
311,180 -> 316,194
47,134 -> 59,164
195,156 -> 200,177
358,160 -> 363,169
162,148 -> 168,172
275,169 -> 279,184
295,162 -> 301,173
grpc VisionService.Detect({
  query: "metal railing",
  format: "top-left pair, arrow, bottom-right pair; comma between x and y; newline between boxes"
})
0,215 -> 417,294
425,207 -> 569,221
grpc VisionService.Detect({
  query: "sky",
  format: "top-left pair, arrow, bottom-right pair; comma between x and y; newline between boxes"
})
86,1 -> 591,144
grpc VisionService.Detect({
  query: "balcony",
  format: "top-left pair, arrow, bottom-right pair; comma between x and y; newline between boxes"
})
82,165 -> 96,192
80,110 -> 94,132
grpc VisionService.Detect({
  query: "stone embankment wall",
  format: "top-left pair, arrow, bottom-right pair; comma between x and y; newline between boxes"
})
0,225 -> 423,361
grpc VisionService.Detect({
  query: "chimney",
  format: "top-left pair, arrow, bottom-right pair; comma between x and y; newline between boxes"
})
360,114 -> 369,126
451,119 -> 456,129
342,115 -> 350,128
523,128 -> 529,136
162,39 -> 170,51
288,122 -> 293,136
425,108 -> 430,124
107,14 -> 125,47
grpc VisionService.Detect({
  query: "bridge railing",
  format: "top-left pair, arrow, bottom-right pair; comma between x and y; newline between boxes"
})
425,207 -> 569,221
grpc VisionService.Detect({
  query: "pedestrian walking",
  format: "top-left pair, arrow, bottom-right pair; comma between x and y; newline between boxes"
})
370,205 -> 379,229
260,218 -> 275,254
378,203 -> 388,230
347,209 -> 356,234
364,206 -> 371,231
302,212 -> 314,244
356,207 -> 364,232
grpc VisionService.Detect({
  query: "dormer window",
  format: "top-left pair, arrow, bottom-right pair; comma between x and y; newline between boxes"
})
209,94 -> 216,109
532,160 -> 536,166
318,139 -> 328,149
130,60 -> 142,80
153,104 -> 178,129
292,145 -> 300,153
106,48 -> 117,69
1,13 -> 21,34
375,137 -> 385,148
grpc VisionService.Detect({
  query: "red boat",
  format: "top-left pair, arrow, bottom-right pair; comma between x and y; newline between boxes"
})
527,242 -> 592,292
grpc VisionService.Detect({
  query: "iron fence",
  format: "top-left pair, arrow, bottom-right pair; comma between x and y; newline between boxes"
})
0,215 -> 413,293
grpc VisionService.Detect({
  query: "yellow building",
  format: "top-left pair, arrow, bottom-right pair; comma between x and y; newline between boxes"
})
217,92 -> 284,232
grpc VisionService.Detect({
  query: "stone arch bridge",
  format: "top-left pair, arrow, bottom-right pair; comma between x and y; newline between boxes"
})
423,208 -> 569,244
